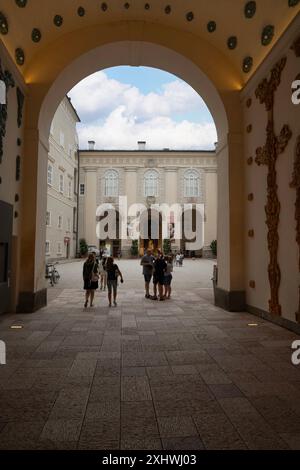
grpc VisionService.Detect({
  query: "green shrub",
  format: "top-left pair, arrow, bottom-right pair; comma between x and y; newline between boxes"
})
79,238 -> 88,256
210,239 -> 217,256
130,239 -> 139,256
163,239 -> 171,255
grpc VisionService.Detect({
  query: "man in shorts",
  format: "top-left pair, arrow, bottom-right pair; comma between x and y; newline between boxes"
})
140,248 -> 155,299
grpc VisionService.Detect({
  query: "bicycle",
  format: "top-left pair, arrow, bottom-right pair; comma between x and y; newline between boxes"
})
45,262 -> 60,286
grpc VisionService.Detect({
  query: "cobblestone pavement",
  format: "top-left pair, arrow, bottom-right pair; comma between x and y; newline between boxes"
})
0,260 -> 300,450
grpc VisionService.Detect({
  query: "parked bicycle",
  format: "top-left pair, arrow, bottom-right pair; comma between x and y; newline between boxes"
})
45,262 -> 60,286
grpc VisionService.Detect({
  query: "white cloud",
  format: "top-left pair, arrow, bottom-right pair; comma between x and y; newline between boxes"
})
68,71 -> 217,150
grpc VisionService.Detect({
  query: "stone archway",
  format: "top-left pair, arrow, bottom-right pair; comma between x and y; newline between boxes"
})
17,26 -> 245,312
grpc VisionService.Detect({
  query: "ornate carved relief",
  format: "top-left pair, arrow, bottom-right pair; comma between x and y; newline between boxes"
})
290,136 -> 300,323
291,34 -> 300,57
255,57 -> 292,316
0,59 -> 15,163
16,87 -> 24,128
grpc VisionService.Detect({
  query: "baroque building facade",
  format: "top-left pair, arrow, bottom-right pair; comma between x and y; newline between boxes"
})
78,143 -> 217,258
46,97 -> 80,261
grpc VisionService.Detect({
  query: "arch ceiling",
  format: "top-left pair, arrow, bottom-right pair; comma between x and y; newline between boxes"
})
0,0 -> 299,86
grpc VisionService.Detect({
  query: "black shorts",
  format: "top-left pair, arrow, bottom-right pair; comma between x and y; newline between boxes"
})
144,273 -> 152,283
153,274 -> 164,285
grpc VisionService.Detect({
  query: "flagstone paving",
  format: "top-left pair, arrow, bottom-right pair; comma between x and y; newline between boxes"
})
0,260 -> 300,450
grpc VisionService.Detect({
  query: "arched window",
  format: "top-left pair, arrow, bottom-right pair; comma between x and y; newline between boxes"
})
184,169 -> 200,197
105,170 -> 119,197
144,170 -> 159,197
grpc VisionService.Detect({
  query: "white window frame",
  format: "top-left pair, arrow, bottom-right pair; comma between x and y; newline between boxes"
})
68,180 -> 72,198
59,174 -> 64,194
47,164 -> 53,186
184,169 -> 200,198
58,215 -> 63,229
144,170 -> 159,197
46,211 -> 51,227
57,242 -> 62,255
45,241 -> 50,255
67,218 -> 71,232
104,170 -> 119,197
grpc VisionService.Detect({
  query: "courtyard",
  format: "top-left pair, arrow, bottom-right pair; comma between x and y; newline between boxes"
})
0,259 -> 300,450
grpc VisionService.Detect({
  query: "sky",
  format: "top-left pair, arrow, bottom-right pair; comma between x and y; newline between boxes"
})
68,66 -> 217,151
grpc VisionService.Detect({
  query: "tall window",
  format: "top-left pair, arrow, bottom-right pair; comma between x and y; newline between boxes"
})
68,180 -> 72,198
67,218 -> 71,232
59,174 -> 64,194
184,169 -> 200,198
57,242 -> 62,255
58,215 -> 63,229
144,170 -> 159,197
104,170 -> 118,197
46,211 -> 51,227
73,207 -> 77,233
47,164 -> 53,186
80,183 -> 85,196
45,241 -> 50,255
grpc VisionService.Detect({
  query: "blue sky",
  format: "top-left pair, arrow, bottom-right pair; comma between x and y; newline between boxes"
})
69,66 -> 217,150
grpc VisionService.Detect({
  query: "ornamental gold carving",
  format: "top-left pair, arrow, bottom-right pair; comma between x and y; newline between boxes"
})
290,136 -> 300,323
255,57 -> 292,316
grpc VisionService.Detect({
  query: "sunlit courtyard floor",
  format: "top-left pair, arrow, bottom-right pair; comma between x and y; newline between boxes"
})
0,260 -> 300,450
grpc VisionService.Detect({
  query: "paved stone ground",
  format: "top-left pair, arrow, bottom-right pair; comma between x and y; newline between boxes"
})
1,260 -> 300,450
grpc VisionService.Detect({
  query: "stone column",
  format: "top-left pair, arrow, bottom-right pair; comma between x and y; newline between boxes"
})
123,167 -> 138,256
17,129 -> 48,312
84,167 -> 98,247
164,168 -> 180,252
214,132 -> 245,311
203,168 -> 217,256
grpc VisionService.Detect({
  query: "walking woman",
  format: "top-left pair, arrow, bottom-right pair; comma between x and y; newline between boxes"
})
105,256 -> 124,307
83,253 -> 99,308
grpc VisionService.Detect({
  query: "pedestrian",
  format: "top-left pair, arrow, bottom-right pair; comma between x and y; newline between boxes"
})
83,252 -> 99,308
105,256 -> 124,307
175,252 -> 180,267
164,255 -> 173,299
140,248 -> 155,299
153,251 -> 167,301
99,257 -> 107,291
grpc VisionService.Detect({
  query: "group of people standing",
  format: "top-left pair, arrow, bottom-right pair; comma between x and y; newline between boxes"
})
141,249 -> 174,301
83,248 -> 178,307
83,253 -> 123,308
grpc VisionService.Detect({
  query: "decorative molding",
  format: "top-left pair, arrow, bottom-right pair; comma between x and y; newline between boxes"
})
0,59 -> 15,163
291,34 -> 300,57
16,87 -> 24,128
290,135 -> 300,323
255,56 -> 292,316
